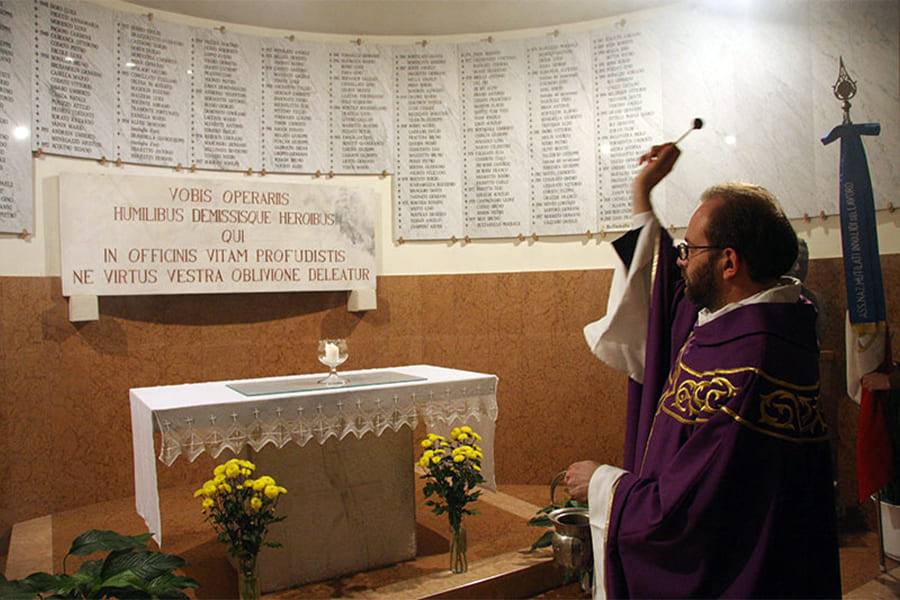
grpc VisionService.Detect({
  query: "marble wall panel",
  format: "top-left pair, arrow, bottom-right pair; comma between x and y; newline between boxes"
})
0,0 -> 34,234
811,1 -> 899,214
1,257 -> 898,543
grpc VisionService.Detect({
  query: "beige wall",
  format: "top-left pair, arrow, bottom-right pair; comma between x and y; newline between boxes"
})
2,255 -> 899,543
2,0 -> 898,547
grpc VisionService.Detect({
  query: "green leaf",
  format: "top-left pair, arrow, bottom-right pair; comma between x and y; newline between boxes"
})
94,569 -> 149,595
528,515 -> 552,527
67,530 -> 151,557
16,572 -> 66,593
530,530 -> 553,551
101,549 -> 185,581
75,559 -> 103,579
145,573 -> 198,598
0,574 -> 40,599
53,571 -> 96,596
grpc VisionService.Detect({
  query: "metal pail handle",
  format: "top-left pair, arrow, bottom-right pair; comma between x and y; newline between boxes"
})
549,470 -> 568,507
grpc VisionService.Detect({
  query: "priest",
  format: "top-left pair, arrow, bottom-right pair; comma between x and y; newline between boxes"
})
566,143 -> 841,598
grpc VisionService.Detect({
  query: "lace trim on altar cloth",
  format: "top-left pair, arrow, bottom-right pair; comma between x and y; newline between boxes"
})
156,391 -> 499,466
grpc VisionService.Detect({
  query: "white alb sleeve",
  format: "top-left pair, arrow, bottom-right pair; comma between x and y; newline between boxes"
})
588,464 -> 627,600
583,212 -> 659,384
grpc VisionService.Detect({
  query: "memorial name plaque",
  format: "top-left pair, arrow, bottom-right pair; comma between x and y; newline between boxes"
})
116,14 -> 190,166
394,44 -> 463,240
190,28 -> 261,170
592,24 -> 663,230
327,44 -> 394,173
12,1 -> 895,237
33,0 -> 116,159
0,0 -> 33,233
525,34 -> 597,236
459,40 -> 529,238
261,38 -> 328,173
59,173 -> 376,296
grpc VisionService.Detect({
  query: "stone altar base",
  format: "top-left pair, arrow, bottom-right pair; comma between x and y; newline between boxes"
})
249,429 -> 416,593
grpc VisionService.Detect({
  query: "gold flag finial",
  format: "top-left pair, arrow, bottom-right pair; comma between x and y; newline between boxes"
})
832,56 -> 857,124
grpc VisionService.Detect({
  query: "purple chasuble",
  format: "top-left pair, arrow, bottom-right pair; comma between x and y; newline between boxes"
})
608,230 -> 841,598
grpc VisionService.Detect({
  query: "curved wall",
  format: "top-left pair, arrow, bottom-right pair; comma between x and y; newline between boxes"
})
2,0 -> 899,276
0,0 -> 898,544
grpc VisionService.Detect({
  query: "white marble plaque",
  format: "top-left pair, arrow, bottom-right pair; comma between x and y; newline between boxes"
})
190,28 -> 261,171
591,21 -> 663,231
393,44 -> 463,240
811,0 -> 899,215
327,44 -> 394,173
648,4 -> 741,229
115,13 -> 190,166
525,33 -> 597,236
59,173 -> 376,296
32,0 -> 116,159
260,38 -> 329,173
459,39 -> 530,238
728,2 -> 816,220
0,0 -> 33,233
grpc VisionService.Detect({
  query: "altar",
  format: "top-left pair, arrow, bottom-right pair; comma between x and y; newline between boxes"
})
130,365 -> 498,591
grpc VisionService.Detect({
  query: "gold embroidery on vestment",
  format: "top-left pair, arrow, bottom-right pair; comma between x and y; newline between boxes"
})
657,357 -> 829,442
758,390 -> 829,437
678,361 -> 820,392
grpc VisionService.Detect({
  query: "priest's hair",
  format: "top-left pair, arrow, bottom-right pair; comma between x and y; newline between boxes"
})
700,183 -> 799,283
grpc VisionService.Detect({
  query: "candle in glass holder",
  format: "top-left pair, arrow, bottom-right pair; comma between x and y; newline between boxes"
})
325,341 -> 339,363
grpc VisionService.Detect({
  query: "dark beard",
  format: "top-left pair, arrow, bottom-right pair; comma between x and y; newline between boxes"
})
684,257 -> 720,310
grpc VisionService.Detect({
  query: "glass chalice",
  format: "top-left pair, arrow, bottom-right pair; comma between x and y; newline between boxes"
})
318,339 -> 348,386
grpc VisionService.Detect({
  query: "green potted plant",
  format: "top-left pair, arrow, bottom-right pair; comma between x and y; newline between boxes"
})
0,529 -> 198,599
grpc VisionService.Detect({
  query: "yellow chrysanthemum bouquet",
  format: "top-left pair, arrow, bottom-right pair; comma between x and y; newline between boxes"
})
416,425 -> 485,573
194,458 -> 287,599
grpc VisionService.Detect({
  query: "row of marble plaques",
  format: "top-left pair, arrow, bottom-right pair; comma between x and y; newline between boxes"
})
1,0 -> 898,237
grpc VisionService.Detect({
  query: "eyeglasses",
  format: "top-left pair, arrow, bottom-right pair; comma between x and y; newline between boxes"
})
676,242 -> 725,261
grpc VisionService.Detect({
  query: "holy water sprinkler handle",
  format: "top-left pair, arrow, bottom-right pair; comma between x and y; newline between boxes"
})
674,117 -> 704,145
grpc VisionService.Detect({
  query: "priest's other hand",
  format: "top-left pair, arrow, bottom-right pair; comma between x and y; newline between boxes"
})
565,460 -> 600,503
862,365 -> 899,391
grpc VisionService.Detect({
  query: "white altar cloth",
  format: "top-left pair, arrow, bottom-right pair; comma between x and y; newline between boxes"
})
130,365 -> 499,545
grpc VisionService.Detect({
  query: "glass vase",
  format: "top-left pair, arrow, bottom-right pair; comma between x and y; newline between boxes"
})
449,525 -> 468,574
238,557 -> 260,600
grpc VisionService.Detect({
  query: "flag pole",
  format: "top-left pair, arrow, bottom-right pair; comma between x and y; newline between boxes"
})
822,55 -> 890,573
875,492 -> 886,572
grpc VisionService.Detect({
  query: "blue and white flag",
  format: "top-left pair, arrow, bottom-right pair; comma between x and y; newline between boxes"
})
821,122 -> 886,327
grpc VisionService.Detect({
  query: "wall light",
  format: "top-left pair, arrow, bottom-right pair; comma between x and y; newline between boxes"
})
724,134 -> 737,145
13,126 -> 30,140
